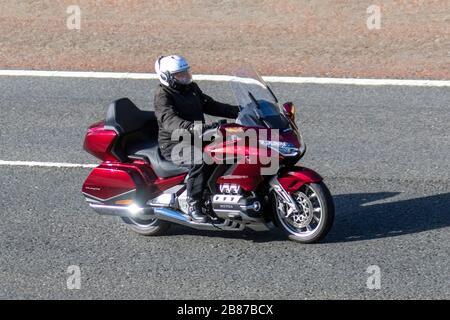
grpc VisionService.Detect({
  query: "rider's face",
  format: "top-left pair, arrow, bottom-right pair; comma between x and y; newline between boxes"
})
173,68 -> 192,85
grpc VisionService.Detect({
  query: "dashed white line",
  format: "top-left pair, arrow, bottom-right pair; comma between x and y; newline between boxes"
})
0,160 -> 97,168
0,70 -> 158,80
1,69 -> 450,87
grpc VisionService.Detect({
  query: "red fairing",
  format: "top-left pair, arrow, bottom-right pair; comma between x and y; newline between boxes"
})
82,160 -> 186,202
82,166 -> 139,201
83,121 -> 119,161
206,140 -> 273,163
217,164 -> 264,191
82,163 -> 155,200
279,130 -> 300,148
278,167 -> 323,193
206,126 -> 277,164
154,173 -> 187,191
129,159 -> 187,191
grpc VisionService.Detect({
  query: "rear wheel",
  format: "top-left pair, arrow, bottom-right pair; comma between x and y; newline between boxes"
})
273,182 -> 334,243
121,216 -> 171,236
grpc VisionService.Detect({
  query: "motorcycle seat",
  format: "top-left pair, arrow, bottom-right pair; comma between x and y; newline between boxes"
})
105,97 -> 188,177
129,141 -> 189,178
105,98 -> 157,134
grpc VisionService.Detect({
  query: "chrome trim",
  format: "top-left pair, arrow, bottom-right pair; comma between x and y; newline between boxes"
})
219,183 -> 242,194
85,197 -> 102,204
269,177 -> 300,213
239,201 -> 261,212
83,189 -> 137,202
177,189 -> 189,214
89,203 -> 154,219
213,194 -> 243,204
147,193 -> 174,207
162,184 -> 185,195
212,194 -> 244,218
153,208 -> 245,231
146,184 -> 186,208
212,194 -> 264,222
90,204 -> 267,232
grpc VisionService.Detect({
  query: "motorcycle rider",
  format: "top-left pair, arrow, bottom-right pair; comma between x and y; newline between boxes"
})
153,55 -> 240,222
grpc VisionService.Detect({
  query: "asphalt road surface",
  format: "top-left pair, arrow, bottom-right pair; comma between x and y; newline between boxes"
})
0,76 -> 449,299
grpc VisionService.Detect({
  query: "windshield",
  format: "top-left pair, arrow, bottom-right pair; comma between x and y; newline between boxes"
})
231,66 -> 290,129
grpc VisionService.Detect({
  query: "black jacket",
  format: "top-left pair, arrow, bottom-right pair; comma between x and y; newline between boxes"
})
154,82 -> 239,153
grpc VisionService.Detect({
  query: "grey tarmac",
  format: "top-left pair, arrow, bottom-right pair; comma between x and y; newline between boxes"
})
0,76 -> 448,299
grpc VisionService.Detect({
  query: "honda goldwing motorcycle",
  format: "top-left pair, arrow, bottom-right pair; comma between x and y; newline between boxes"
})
81,66 -> 334,243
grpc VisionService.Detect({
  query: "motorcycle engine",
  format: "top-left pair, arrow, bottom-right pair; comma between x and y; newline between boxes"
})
212,184 -> 262,221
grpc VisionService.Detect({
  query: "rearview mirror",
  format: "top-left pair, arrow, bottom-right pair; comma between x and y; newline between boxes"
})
282,102 -> 296,121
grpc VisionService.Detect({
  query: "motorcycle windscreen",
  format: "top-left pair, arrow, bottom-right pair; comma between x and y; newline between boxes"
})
230,65 -> 290,129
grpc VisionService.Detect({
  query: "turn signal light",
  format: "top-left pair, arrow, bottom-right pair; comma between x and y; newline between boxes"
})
115,199 -> 133,205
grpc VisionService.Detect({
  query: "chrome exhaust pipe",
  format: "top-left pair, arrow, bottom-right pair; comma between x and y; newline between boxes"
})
153,207 -> 219,230
153,207 -> 245,231
153,207 -> 190,224
89,204 -> 254,232
89,203 -> 154,219
88,204 -> 194,227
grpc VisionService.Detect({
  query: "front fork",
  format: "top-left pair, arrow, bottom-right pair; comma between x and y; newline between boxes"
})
267,166 -> 323,220
269,177 -> 301,214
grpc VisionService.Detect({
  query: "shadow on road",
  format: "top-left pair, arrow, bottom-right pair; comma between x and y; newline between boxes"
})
325,191 -> 450,243
165,192 -> 450,244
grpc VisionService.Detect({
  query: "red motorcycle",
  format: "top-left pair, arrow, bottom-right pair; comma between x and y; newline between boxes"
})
81,66 -> 334,243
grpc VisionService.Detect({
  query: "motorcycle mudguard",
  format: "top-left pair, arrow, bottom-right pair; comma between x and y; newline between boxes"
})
277,166 -> 323,193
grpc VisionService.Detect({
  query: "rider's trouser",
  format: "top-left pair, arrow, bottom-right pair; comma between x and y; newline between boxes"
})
161,142 -> 215,201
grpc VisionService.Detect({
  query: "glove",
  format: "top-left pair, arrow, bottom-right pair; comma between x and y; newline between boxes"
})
187,122 -> 218,136
202,122 -> 219,132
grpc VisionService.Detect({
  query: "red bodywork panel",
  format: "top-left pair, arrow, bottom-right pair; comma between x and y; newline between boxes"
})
83,121 -> 119,161
206,124 -> 304,192
82,120 -> 188,203
82,161 -> 186,203
278,167 -> 323,192
154,173 -> 187,191
216,164 -> 264,192
82,165 -> 139,201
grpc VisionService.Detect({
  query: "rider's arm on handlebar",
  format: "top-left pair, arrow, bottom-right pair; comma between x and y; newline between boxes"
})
192,83 -> 240,119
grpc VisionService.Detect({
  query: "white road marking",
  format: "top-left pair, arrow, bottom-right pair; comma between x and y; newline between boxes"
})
262,76 -> 450,87
0,70 -> 158,80
0,160 -> 97,168
1,69 -> 449,87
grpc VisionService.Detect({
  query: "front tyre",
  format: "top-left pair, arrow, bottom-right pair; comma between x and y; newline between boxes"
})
121,216 -> 171,236
273,182 -> 334,243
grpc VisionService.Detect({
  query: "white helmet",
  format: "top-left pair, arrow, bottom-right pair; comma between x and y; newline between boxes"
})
155,55 -> 192,87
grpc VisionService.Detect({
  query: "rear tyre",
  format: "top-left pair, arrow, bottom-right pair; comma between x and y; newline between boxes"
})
273,182 -> 334,243
121,216 -> 171,236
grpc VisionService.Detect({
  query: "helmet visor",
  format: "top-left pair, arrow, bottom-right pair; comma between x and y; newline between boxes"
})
173,68 -> 192,85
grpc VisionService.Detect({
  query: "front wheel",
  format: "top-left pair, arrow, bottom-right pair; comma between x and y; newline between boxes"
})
273,182 -> 334,243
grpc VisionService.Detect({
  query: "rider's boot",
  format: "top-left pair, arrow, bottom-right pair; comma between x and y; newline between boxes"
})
187,198 -> 207,223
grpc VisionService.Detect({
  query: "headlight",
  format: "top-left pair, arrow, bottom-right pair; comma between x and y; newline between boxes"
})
259,140 -> 300,157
